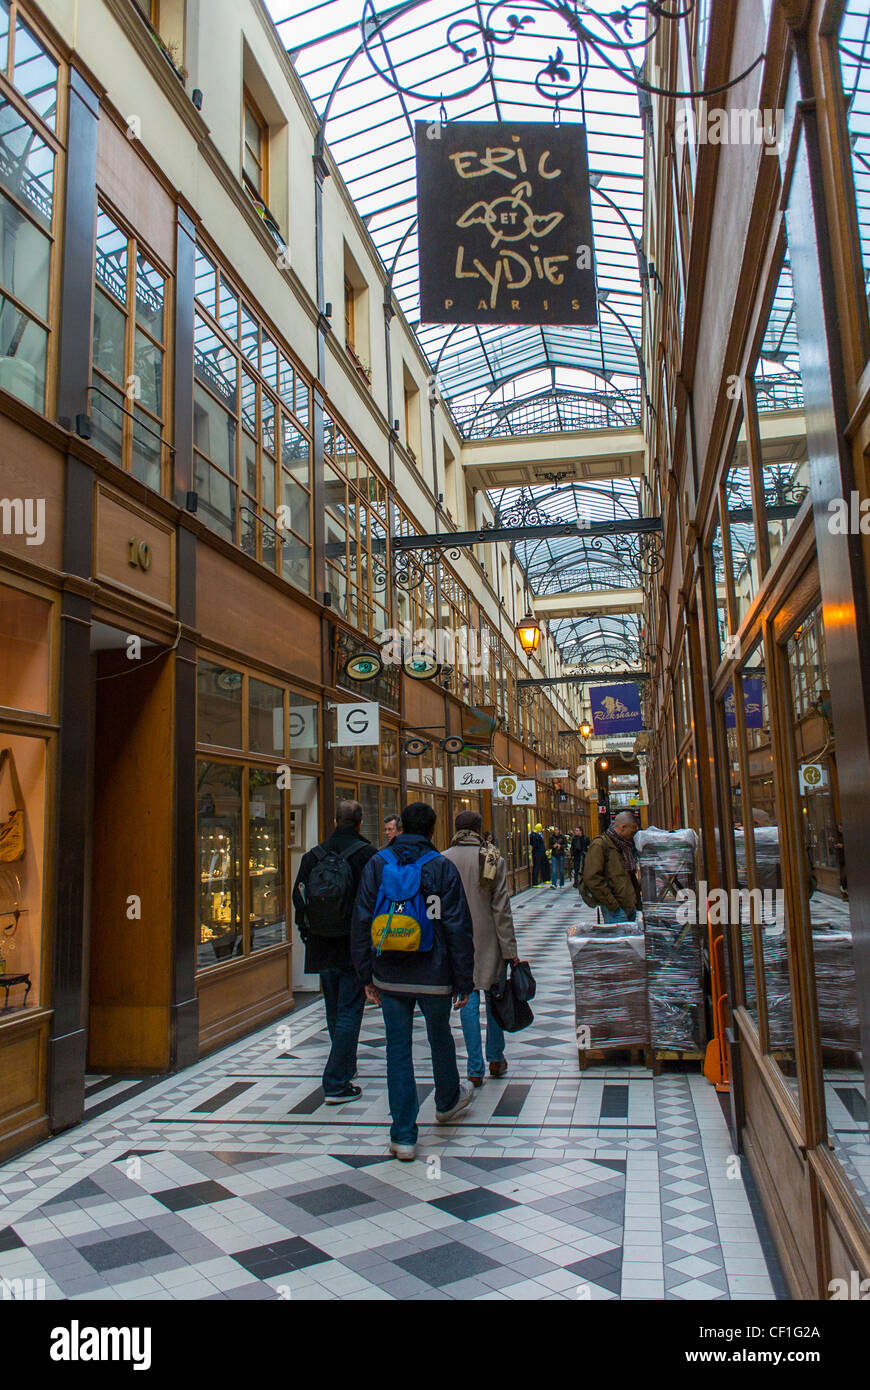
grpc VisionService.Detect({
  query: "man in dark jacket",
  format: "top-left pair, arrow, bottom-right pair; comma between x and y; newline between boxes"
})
571,829 -> 590,886
292,800 -> 376,1105
581,812 -> 640,923
529,823 -> 548,885
351,801 -> 475,1161
549,829 -> 568,888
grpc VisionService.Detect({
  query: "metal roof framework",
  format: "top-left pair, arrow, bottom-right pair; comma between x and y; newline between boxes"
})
264,1 -> 817,672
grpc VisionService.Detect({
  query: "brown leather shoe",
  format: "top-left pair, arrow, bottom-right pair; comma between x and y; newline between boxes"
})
489,1059 -> 508,1078
468,1075 -> 484,1087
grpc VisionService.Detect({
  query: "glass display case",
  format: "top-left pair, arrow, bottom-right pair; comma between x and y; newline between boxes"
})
198,759 -> 243,965
249,770 -> 285,952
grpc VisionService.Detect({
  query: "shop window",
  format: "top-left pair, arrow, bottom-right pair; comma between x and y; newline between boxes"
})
249,678 -> 283,756
0,581 -> 50,713
750,250 -> 809,573
785,604 -> 868,1217
0,3 -> 60,414
248,768 -> 285,953
194,245 -> 312,587
738,642 -> 797,1080
91,206 -> 168,492
721,683 -> 758,1028
0,729 -> 48,1011
197,660 -> 243,749
288,691 -> 319,763
196,667 -> 315,968
197,761 -> 242,966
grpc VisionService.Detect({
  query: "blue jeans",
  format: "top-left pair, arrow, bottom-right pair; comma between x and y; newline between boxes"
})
551,852 -> 566,886
380,992 -> 460,1145
600,906 -> 630,924
320,967 -> 365,1095
460,990 -> 505,1077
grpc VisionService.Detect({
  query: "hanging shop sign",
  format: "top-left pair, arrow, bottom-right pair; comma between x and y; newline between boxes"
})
343,650 -> 384,682
589,684 -> 644,736
441,735 -> 466,754
415,119 -> 597,326
724,677 -> 764,730
512,780 -> 537,805
335,701 -> 380,747
575,765 -> 591,791
496,775 -> 518,799
798,762 -> 828,792
402,649 -> 440,680
453,764 -> 494,791
543,769 -> 569,778
404,736 -> 431,757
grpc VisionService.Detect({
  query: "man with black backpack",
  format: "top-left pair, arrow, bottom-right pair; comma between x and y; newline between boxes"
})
292,800 -> 377,1105
351,801 -> 475,1161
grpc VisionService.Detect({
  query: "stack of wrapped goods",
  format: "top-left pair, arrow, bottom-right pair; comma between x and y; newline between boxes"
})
735,828 -> 860,1052
567,917 -> 648,1056
635,828 -> 704,1051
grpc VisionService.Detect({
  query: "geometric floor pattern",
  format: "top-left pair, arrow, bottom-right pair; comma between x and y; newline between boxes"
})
0,886 -> 782,1300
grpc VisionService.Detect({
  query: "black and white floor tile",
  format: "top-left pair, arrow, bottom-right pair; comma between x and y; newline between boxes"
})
0,886 -> 782,1300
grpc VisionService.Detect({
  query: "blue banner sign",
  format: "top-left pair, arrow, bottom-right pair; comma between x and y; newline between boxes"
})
589,683 -> 643,735
724,677 -> 764,730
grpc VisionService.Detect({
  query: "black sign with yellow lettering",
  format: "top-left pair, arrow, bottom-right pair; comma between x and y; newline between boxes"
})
415,119 -> 597,326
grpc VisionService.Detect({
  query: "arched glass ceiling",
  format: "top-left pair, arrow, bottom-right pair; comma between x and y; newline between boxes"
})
268,0 -> 647,430
493,481 -> 647,667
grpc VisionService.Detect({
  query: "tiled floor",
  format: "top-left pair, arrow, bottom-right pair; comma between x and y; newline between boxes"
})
0,886 -> 783,1300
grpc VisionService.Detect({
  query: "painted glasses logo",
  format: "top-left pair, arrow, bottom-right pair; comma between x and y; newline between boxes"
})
593,695 -> 632,721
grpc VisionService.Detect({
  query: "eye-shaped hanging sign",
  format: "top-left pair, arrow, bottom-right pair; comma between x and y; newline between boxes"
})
416,119 -> 597,327
440,735 -> 466,755
402,650 -> 440,680
343,651 -> 384,682
404,736 -> 432,757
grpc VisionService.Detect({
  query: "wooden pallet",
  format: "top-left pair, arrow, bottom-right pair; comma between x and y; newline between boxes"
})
577,1044 -> 654,1071
651,1048 -> 705,1076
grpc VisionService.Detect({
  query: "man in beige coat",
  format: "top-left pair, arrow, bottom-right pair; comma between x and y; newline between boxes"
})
442,811 -> 519,1084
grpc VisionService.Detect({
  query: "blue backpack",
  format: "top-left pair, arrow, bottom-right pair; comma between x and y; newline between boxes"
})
371,846 -> 440,954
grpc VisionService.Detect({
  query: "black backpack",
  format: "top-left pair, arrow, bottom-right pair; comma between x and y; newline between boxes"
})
304,842 -> 361,936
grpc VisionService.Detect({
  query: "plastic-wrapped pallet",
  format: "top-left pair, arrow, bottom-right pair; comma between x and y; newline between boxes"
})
634,827 -> 704,1050
567,920 -> 648,1051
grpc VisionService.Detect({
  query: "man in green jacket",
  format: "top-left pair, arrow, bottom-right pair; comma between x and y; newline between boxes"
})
581,812 -> 641,923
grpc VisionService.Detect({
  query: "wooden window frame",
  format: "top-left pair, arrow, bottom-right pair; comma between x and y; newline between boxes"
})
242,85 -> 268,205
91,201 -> 171,493
0,2 -> 66,417
193,243 -> 313,589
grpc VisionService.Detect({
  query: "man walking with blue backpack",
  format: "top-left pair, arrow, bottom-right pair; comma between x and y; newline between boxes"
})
292,800 -> 377,1106
351,801 -> 476,1161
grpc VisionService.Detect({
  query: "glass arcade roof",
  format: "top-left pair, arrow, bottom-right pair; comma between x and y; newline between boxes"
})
270,0 -> 648,422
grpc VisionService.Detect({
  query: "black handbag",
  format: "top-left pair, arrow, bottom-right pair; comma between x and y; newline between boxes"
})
510,960 -> 536,1002
488,962 -> 534,1033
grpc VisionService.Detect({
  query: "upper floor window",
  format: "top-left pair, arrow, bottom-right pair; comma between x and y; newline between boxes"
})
243,87 -> 268,204
0,1 -> 62,415
193,244 -> 312,593
90,205 -> 169,492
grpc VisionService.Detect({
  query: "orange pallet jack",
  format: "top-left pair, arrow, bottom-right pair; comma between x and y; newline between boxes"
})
704,906 -> 731,1092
